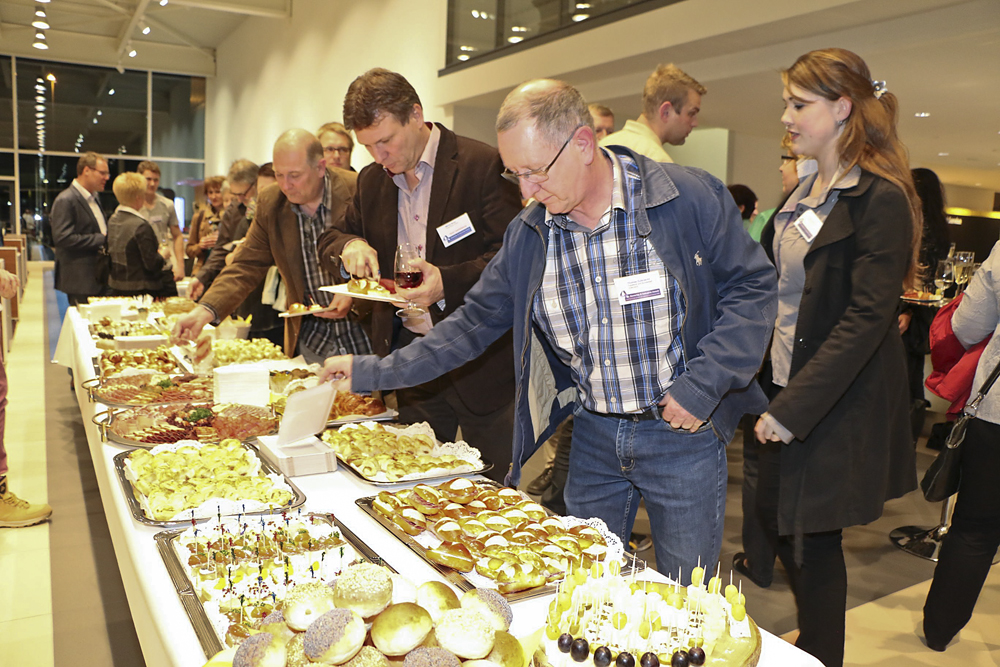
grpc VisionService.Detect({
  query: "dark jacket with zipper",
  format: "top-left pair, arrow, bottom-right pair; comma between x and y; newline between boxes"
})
352,147 -> 777,485
760,169 -> 917,536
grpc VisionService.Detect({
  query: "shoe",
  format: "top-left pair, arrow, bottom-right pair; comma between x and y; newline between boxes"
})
628,532 -> 653,553
0,484 -> 53,528
732,552 -> 771,588
526,465 -> 555,495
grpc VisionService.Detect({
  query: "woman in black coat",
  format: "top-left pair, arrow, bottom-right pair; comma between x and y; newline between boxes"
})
754,48 -> 923,667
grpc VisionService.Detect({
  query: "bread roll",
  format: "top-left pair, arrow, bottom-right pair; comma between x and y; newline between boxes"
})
460,589 -> 513,632
433,608 -> 495,659
284,581 -> 337,631
371,603 -> 433,656
486,631 -> 524,667
345,646 -> 391,667
232,632 -> 287,667
402,647 -> 461,667
415,581 -> 460,623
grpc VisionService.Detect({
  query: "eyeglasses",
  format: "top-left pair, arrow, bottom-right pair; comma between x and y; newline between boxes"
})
325,146 -> 352,155
501,124 -> 583,185
231,184 -> 253,200
780,155 -> 796,162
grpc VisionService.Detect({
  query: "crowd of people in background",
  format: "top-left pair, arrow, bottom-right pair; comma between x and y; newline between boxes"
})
2,45 -> 990,667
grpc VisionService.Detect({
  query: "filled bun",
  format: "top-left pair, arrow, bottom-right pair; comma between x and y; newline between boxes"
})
433,608 -> 495,659
371,603 -> 433,656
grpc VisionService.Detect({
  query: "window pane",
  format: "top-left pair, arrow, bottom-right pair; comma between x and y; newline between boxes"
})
151,73 -> 205,159
0,57 -> 12,149
0,182 -> 13,236
16,58 -> 146,155
153,161 -> 205,231
0,152 -> 13,178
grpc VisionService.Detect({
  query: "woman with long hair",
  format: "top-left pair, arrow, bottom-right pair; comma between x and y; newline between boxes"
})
754,48 -> 922,667
186,175 -> 226,274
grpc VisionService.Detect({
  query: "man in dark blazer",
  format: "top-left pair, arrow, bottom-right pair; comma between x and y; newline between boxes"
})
51,152 -> 110,305
318,68 -> 521,482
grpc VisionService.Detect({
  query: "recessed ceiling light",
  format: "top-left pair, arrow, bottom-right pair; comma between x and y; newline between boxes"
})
507,36 -> 523,44
458,55 -> 470,61
159,0 -> 168,5
471,10 -> 479,18
93,118 -> 99,124
572,13 -> 589,21
914,112 -> 930,118
97,110 -> 102,116
108,88 -> 115,95
938,152 -> 949,156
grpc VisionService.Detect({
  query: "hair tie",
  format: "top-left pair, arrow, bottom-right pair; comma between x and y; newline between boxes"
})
872,80 -> 887,100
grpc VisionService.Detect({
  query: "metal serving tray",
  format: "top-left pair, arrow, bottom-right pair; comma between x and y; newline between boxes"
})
356,482 -> 645,602
155,513 -> 394,658
91,402 -> 277,449
112,445 -> 307,527
336,452 -> 493,488
81,373 -> 213,409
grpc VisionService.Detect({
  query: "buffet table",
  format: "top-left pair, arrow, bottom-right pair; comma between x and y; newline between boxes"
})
53,307 -> 822,667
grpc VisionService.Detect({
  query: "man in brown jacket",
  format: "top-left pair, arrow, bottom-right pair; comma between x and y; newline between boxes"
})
174,129 -> 366,361
318,68 -> 520,482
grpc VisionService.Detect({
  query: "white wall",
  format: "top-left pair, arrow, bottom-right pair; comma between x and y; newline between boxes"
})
943,183 -> 997,212
206,0 -> 448,176
729,132 -> 786,210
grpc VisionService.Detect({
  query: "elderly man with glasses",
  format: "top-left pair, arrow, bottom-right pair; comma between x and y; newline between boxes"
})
322,80 -> 777,581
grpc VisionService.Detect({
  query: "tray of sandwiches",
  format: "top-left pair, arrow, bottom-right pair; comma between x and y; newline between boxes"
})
154,512 -> 395,657
112,438 -> 306,526
322,421 -> 492,486
92,401 -> 278,448
83,372 -> 214,408
357,478 -> 642,602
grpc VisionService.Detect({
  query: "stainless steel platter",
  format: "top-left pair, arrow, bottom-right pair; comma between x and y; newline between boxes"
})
82,373 -> 213,409
356,481 -> 645,602
155,513 -> 395,658
336,451 -> 493,488
92,402 -> 278,449
112,445 -> 307,527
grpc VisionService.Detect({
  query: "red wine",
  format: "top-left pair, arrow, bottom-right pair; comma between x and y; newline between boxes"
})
395,271 -> 422,289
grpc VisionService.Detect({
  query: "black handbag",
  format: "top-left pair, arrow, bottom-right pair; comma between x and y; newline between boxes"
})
95,237 -> 112,287
921,357 -> 1000,502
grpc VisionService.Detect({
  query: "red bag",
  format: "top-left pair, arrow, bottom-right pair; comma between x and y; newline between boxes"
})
925,293 -> 992,418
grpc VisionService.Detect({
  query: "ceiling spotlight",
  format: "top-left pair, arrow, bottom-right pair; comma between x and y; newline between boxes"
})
140,21 -> 151,35
572,13 -> 589,21
36,77 -> 44,83
108,88 -> 116,95
915,112 -> 930,118
458,55 -> 470,61
35,112 -> 45,118
129,48 -> 138,58
33,35 -> 48,49
35,84 -> 44,92
35,31 -> 45,40
938,152 -> 949,156
507,36 -> 523,44
35,95 -> 45,102
97,110 -> 103,116
93,118 -> 99,124
35,0 -> 51,4
32,16 -> 50,30
34,104 -> 45,111
159,0 -> 168,5
46,73 -> 56,82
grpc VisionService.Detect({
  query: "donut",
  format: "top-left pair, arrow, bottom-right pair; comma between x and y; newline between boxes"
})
259,609 -> 284,627
433,608 -> 496,659
415,581 -> 460,623
486,631 -> 524,667
233,632 -> 287,667
370,603 -> 433,656
285,633 -> 310,667
303,608 -> 366,665
425,542 -> 474,573
402,647 -> 461,667
461,588 -> 513,632
283,581 -> 337,631
345,646 -> 390,667
333,562 -> 393,618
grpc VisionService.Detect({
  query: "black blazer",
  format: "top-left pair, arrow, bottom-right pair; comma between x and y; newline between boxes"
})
51,184 -> 107,296
760,170 -> 917,537
106,209 -> 172,293
319,124 -> 522,415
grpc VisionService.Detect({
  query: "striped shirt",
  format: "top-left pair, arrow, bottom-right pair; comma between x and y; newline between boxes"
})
533,149 -> 686,414
293,173 -> 372,356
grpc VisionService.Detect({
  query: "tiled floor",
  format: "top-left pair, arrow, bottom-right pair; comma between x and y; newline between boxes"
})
0,263 -> 54,667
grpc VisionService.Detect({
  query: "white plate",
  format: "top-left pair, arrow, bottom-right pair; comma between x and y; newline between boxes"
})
279,305 -> 343,318
320,284 -> 407,305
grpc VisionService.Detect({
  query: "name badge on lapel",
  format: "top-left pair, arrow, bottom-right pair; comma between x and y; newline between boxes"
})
436,213 -> 476,248
614,270 -> 667,306
792,209 -> 823,244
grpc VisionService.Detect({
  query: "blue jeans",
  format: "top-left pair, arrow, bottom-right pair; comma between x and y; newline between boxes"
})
565,406 -> 726,583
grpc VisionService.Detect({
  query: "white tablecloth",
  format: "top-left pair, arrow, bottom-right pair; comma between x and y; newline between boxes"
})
52,308 -> 822,667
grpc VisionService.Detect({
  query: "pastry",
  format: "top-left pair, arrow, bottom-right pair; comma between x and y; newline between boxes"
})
232,632 -> 286,667
283,581 -> 337,631
461,588 -> 513,632
402,647 -> 461,667
303,608 -> 366,665
333,562 -> 393,618
432,608 -> 495,659
370,603 -> 433,656
415,581 -> 460,623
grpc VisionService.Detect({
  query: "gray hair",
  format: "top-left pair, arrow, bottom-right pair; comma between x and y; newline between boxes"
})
227,159 -> 260,187
274,129 -> 324,168
495,79 -> 594,147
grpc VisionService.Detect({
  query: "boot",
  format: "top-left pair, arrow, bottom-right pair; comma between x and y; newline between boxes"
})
0,475 -> 53,528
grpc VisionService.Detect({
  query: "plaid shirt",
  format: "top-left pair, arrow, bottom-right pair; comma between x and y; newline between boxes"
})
533,149 -> 686,414
293,173 -> 372,356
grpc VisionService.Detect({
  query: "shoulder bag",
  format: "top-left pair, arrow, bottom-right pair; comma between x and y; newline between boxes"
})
921,355 -> 1000,502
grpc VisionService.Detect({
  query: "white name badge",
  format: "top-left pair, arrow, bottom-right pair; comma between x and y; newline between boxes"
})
792,209 -> 823,244
436,213 -> 476,248
614,270 -> 667,306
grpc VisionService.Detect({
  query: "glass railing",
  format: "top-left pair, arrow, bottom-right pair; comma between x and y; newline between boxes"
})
444,0 -> 675,69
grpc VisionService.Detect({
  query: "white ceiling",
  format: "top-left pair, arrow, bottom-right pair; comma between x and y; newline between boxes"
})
0,0 -> 291,75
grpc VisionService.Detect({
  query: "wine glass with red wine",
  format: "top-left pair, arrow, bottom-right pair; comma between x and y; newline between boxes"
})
394,243 -> 426,318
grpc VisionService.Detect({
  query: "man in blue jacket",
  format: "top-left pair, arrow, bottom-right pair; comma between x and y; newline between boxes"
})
322,80 -> 776,580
